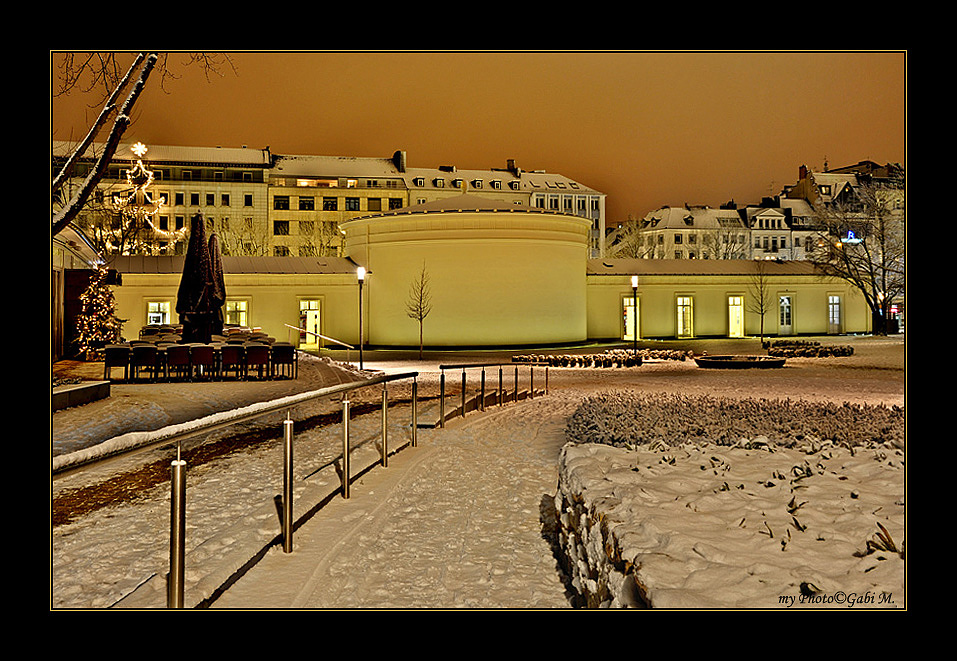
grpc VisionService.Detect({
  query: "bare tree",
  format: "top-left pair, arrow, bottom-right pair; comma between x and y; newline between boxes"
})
52,52 -> 236,238
747,260 -> 773,345
405,262 -> 433,358
806,174 -> 905,335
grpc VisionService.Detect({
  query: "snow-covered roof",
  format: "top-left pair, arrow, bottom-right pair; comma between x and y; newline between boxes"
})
53,141 -> 273,167
109,255 -> 359,275
587,258 -> 820,277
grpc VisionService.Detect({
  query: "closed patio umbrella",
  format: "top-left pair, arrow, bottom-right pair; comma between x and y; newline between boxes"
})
208,232 -> 227,337
176,213 -> 216,343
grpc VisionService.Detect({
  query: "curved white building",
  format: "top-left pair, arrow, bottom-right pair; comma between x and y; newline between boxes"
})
342,194 -> 592,347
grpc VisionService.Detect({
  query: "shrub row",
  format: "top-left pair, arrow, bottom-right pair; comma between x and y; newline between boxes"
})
512,348 -> 692,368
564,391 -> 904,449
767,339 -> 854,358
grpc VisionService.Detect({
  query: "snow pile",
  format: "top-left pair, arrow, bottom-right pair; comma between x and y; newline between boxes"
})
554,439 -> 905,608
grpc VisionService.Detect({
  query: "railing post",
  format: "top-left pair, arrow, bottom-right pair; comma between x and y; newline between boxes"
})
498,366 -> 504,406
545,365 -> 549,395
440,371 -> 446,428
411,378 -> 418,447
480,368 -> 486,412
381,384 -> 388,467
342,397 -> 351,499
514,366 -> 519,402
282,415 -> 294,553
461,368 -> 467,418
168,453 -> 186,609
530,365 -> 535,399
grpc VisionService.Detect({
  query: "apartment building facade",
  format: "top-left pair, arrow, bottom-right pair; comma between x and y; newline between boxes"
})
54,142 -> 608,259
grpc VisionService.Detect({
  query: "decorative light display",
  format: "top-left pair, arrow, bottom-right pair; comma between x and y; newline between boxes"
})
111,142 -> 185,248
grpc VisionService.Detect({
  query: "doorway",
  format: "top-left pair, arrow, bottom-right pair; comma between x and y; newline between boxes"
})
299,300 -> 321,349
728,296 -> 744,337
779,295 -> 793,335
622,296 -> 640,341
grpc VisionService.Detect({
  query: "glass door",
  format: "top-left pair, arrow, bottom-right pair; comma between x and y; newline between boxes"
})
299,300 -> 321,349
828,295 -> 842,334
677,296 -> 694,338
728,296 -> 744,337
779,295 -> 793,335
622,296 -> 640,341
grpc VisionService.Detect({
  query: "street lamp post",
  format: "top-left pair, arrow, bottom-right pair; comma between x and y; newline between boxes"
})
357,266 -> 365,370
631,275 -> 638,359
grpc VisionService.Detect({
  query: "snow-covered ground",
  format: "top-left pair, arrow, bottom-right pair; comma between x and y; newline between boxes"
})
51,338 -> 905,609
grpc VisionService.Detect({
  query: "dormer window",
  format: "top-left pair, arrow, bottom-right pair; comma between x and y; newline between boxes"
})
413,177 -> 425,187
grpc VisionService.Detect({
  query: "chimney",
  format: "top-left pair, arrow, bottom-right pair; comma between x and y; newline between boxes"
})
799,165 -> 807,180
392,150 -> 407,173
507,159 -> 521,176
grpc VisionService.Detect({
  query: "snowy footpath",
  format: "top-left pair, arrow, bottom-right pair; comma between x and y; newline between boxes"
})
210,392 -> 579,609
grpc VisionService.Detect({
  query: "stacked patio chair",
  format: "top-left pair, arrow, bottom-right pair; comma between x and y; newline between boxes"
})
244,342 -> 271,380
219,343 -> 246,380
130,344 -> 160,382
189,344 -> 217,380
270,342 -> 297,379
103,344 -> 131,381
165,344 -> 192,381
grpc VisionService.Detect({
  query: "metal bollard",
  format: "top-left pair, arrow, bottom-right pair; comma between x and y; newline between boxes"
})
381,384 -> 388,467
342,397 -> 351,499
514,366 -> 519,402
530,365 -> 535,399
461,369 -> 467,418
168,453 -> 186,608
545,366 -> 549,395
440,372 -> 446,428
411,379 -> 418,447
282,416 -> 294,553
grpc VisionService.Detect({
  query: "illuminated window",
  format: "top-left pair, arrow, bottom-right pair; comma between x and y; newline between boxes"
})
299,196 -> 315,211
147,301 -> 170,325
225,300 -> 248,327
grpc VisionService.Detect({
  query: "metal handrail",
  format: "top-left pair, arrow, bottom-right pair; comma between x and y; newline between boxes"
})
436,361 -> 549,427
284,324 -> 354,349
165,370 -> 418,607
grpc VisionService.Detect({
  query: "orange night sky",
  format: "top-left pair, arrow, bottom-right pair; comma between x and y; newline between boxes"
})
51,51 -> 907,222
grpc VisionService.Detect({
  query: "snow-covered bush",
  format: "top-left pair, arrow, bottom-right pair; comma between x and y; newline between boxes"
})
564,391 -> 903,449
767,340 -> 854,358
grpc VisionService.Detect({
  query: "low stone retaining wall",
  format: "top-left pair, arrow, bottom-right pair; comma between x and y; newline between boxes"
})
52,381 -> 111,411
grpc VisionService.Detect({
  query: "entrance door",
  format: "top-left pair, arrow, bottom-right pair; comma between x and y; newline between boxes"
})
622,296 -> 640,341
779,295 -> 793,335
728,296 -> 744,337
299,300 -> 321,349
677,296 -> 694,338
828,295 -> 842,334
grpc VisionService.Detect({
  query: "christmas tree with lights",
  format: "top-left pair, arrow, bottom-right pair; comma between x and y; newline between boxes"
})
75,264 -> 125,360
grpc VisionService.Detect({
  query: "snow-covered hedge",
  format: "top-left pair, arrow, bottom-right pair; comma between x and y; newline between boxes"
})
564,391 -> 904,450
767,340 -> 854,358
512,348 -> 691,368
